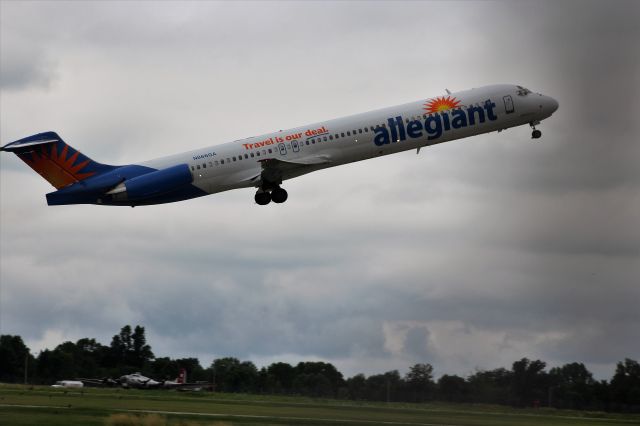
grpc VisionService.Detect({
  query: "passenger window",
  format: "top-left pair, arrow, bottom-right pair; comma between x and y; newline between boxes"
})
250,153 -> 255,157
312,139 -> 316,144
232,157 -> 236,161
306,140 -> 310,145
203,163 -> 206,168
221,160 -> 225,164
209,161 -> 213,167
323,136 -> 327,141
214,161 -> 219,166
191,166 -> 195,171
226,158 -> 230,163
347,131 -> 351,136
244,154 -> 249,159
196,165 -> 201,169
329,135 -> 333,140
341,132 -> 345,137
256,151 -> 260,156
262,150 -> 266,155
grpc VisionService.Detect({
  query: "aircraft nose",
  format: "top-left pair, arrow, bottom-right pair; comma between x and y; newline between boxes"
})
547,96 -> 559,114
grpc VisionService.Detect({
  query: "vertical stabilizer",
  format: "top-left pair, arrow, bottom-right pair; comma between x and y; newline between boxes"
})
1,131 -> 116,189
177,368 -> 187,384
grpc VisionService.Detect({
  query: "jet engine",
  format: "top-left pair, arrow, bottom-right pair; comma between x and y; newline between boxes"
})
46,163 -> 193,205
106,164 -> 193,202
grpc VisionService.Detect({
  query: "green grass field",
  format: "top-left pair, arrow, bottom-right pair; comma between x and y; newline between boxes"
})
1,384 -> 638,426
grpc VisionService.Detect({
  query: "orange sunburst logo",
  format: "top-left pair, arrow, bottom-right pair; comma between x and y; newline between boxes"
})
19,143 -> 95,189
424,96 -> 461,114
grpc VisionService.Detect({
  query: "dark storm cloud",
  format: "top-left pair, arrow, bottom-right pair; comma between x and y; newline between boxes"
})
403,326 -> 438,360
523,1 -> 640,192
1,1 -> 639,380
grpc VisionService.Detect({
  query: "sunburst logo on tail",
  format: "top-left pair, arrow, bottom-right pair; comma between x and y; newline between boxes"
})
19,143 -> 95,189
424,96 -> 461,114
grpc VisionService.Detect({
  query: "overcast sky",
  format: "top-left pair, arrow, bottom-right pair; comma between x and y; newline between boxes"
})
1,1 -> 638,381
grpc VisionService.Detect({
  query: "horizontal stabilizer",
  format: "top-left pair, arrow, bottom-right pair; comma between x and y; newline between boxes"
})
1,131 -> 61,152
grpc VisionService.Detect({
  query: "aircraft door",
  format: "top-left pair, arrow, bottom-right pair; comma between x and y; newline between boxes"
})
278,143 -> 287,155
503,95 -> 514,114
291,140 -> 300,152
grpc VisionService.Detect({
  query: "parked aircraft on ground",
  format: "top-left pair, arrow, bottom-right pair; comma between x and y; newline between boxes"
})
51,380 -> 84,388
79,369 -> 209,390
1,84 -> 558,206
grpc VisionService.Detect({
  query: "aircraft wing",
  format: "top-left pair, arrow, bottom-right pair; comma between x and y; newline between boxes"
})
262,155 -> 333,169
76,378 -> 119,387
248,155 -> 333,185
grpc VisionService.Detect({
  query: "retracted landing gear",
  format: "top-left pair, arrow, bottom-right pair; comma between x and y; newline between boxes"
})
530,121 -> 542,139
254,186 -> 288,205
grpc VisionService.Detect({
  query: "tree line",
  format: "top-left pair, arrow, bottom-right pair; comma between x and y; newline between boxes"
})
1,325 -> 638,412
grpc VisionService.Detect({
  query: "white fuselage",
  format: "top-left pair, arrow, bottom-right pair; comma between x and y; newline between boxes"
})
141,84 -> 557,198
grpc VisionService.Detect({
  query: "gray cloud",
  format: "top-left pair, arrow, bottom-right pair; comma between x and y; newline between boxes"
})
0,23 -> 57,92
1,1 -> 639,381
0,46 -> 56,91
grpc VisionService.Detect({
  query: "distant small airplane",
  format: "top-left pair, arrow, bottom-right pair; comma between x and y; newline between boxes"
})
1,84 -> 558,206
51,380 -> 84,389
79,368 -> 208,390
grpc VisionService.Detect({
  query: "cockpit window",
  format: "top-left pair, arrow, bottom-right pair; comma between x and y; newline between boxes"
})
516,85 -> 532,96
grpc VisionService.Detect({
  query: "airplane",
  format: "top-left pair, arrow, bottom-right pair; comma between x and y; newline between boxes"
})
79,368 -> 208,390
0,84 -> 558,206
51,380 -> 84,389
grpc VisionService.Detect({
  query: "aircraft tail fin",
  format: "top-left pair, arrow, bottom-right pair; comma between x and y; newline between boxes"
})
176,368 -> 186,384
1,131 -> 116,189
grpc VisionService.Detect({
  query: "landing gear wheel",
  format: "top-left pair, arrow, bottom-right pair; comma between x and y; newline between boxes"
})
530,121 -> 542,140
271,187 -> 288,204
255,191 -> 271,205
